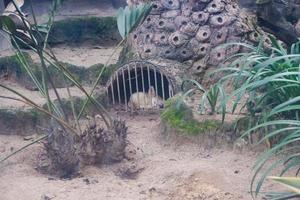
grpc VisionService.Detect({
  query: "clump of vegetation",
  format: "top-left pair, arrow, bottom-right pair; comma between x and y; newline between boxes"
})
87,63 -> 117,85
0,52 -> 118,89
161,96 -> 219,135
216,37 -> 300,198
47,16 -> 121,45
181,79 -> 226,118
0,0 -> 152,178
0,52 -> 32,74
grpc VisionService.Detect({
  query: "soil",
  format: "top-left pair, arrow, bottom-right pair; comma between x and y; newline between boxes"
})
0,81 -> 92,109
28,44 -> 122,67
0,2 -> 280,199
0,114 -> 277,200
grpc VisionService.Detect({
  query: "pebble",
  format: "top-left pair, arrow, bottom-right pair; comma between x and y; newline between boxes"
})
83,178 -> 99,185
23,136 -> 34,141
41,193 -> 56,200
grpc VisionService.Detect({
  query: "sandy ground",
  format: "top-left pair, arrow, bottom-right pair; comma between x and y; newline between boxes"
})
0,81 -> 93,109
29,44 -> 122,67
0,43 -> 122,68
0,114 -> 277,200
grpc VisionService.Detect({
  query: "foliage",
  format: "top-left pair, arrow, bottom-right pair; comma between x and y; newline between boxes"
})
265,177 -> 300,199
161,96 -> 219,135
215,37 -> 300,198
181,79 -> 226,117
117,3 -> 152,39
0,53 -> 117,88
47,16 -> 120,44
0,1 -> 151,168
77,2 -> 152,118
87,63 -> 117,85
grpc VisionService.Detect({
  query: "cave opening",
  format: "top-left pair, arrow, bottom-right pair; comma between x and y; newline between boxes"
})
107,61 -> 174,110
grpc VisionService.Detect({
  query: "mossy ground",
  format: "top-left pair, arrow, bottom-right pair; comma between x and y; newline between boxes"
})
48,17 -> 121,45
0,53 -> 117,89
0,108 -> 45,135
161,96 -> 220,135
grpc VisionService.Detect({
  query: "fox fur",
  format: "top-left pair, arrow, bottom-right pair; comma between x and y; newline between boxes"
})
128,86 -> 163,110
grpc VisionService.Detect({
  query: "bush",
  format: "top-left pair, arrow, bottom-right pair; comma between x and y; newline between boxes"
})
218,37 -> 300,199
47,17 -> 121,45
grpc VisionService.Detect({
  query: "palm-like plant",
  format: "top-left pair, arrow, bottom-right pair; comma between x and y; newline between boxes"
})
0,0 -> 152,177
215,37 -> 300,198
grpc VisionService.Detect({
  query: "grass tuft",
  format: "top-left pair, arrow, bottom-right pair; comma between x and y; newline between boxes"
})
161,96 -> 220,135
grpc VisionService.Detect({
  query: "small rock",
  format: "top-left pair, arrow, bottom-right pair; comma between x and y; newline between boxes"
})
234,170 -> 239,174
83,178 -> 90,185
23,136 -> 34,141
116,162 -> 145,179
139,190 -> 146,195
41,193 -> 56,200
93,46 -> 104,49
203,154 -> 211,158
83,178 -> 99,185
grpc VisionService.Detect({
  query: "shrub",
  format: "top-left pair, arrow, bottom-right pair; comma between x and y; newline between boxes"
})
217,37 -> 300,199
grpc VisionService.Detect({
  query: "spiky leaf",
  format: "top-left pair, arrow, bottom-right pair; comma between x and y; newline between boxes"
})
117,3 -> 152,38
0,15 -> 16,33
269,177 -> 300,194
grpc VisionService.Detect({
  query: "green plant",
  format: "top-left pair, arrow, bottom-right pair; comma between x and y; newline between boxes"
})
161,96 -> 219,135
76,2 -> 152,119
181,79 -> 226,117
0,0 -> 152,175
117,3 -> 152,39
215,37 -> 300,198
266,177 -> 300,199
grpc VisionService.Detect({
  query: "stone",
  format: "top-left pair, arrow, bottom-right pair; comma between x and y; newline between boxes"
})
41,193 -> 56,200
126,0 -> 280,82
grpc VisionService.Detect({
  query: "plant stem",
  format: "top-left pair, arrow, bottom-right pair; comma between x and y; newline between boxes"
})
0,89 -> 77,134
77,38 -> 125,121
0,134 -> 48,163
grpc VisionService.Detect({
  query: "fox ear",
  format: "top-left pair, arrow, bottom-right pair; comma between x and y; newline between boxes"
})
148,86 -> 155,96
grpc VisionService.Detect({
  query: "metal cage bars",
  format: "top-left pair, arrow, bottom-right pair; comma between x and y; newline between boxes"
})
106,61 -> 174,111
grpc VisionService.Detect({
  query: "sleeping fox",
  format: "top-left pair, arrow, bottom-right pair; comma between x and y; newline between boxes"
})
128,86 -> 164,110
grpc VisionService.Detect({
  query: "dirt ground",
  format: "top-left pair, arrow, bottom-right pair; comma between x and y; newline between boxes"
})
0,2 -> 278,198
0,114 -> 277,200
29,44 -> 122,67
0,81 -> 93,109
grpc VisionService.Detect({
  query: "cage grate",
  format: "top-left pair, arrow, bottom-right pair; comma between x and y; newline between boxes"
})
106,61 -> 175,112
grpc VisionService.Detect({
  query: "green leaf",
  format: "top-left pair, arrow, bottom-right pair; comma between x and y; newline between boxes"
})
117,3 -> 152,38
269,177 -> 300,195
256,0 -> 271,5
0,15 -> 16,33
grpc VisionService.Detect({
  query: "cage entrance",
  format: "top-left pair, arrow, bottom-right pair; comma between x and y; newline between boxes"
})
107,61 -> 174,111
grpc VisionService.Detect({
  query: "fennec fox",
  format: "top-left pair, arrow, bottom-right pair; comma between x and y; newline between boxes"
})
128,86 -> 164,110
